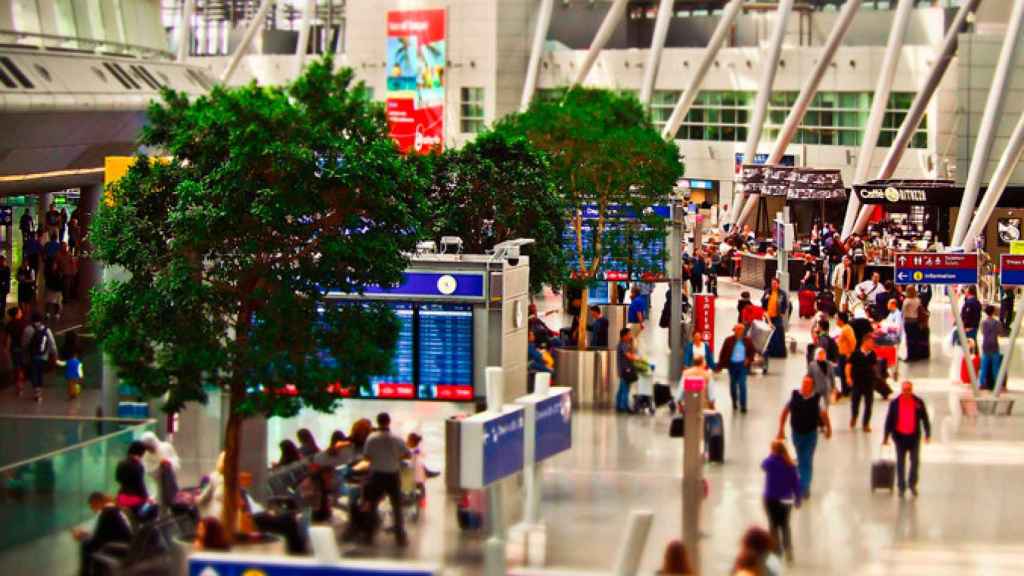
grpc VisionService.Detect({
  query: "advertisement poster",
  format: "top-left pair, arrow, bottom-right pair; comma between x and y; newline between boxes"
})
694,293 -> 715,345
386,9 -> 445,154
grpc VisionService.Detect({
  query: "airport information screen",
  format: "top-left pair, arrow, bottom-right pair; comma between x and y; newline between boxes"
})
331,302 -> 475,401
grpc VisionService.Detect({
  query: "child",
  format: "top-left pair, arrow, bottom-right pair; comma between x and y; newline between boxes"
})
64,350 -> 83,400
406,433 -> 427,508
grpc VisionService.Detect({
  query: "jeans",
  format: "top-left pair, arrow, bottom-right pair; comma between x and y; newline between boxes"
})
851,384 -> 873,427
764,498 -> 793,559
727,362 -> 748,410
28,355 -> 45,391
616,378 -> 632,412
980,352 -> 1002,390
893,434 -> 921,492
791,430 -> 818,496
836,356 -> 849,395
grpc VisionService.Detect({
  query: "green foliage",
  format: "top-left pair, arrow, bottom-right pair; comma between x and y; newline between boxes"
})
90,56 -> 424,416
495,87 -> 683,283
424,131 -> 567,293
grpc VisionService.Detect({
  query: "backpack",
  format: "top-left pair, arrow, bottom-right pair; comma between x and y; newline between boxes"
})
29,325 -> 47,358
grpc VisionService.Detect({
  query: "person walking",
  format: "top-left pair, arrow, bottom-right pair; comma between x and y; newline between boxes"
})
846,334 -> 878,432
902,286 -> 929,361
777,375 -> 832,498
627,285 -> 648,345
18,209 -> 34,244
761,440 -> 802,563
961,285 -> 982,342
761,277 -> 789,359
980,305 -> 1001,390
883,380 -> 931,498
716,323 -> 755,413
0,255 -> 10,308
21,313 -> 56,403
835,312 -> 857,396
683,328 -> 715,370
616,328 -> 639,413
361,412 -> 411,546
807,347 -> 836,405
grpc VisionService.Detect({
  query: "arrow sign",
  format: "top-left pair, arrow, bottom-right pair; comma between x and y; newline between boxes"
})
1000,254 -> 1024,286
894,252 -> 978,286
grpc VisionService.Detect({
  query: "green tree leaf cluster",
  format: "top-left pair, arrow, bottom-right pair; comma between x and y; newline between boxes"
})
89,56 -> 424,534
495,87 -> 683,345
423,131 -> 568,293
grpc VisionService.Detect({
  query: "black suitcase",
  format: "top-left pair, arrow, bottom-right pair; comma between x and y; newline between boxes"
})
704,412 -> 725,463
654,383 -> 673,407
871,459 -> 895,491
669,415 -> 684,438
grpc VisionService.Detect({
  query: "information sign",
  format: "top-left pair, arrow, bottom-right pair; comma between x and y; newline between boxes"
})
418,303 -> 474,400
189,554 -> 437,576
1000,254 -> 1024,286
459,406 -> 525,489
894,252 -> 978,285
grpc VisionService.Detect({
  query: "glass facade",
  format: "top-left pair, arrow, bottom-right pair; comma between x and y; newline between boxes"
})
460,86 -> 486,134
650,90 -> 928,148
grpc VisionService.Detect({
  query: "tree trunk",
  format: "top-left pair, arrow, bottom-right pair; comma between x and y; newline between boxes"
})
221,386 -> 244,540
577,287 -> 589,349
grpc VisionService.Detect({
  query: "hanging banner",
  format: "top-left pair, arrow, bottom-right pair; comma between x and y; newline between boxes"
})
853,179 -> 958,207
386,9 -> 445,154
694,293 -> 715,345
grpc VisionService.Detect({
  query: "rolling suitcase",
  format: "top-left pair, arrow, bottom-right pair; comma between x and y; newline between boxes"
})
749,319 -> 774,354
798,290 -> 816,319
653,383 -> 673,408
871,458 -> 896,492
704,412 -> 725,463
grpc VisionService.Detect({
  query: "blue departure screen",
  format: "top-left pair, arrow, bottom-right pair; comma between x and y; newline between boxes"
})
418,303 -> 474,401
366,303 -> 416,398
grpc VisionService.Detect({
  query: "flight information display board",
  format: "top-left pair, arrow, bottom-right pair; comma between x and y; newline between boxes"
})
418,304 -> 474,400
324,301 -> 475,401
368,303 -> 416,399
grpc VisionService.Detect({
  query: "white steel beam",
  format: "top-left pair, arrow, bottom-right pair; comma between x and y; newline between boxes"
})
841,0 -> 914,237
736,0 -> 862,227
728,0 -> 795,228
951,0 -> 1024,246
661,0 -> 744,140
295,0 -> 316,73
959,110 -> 1024,249
639,0 -> 676,107
850,0 -> 983,235
572,0 -> 629,86
521,0 -> 555,111
220,0 -> 275,85
177,0 -> 195,62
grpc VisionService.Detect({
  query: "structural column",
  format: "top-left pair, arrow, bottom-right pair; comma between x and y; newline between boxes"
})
737,0 -> 862,227
728,0 -> 795,228
959,109 -> 1024,247
572,0 -> 629,86
951,0 -> 1024,247
661,0 -> 744,140
177,0 -> 195,62
295,0 -> 316,74
639,0 -> 675,107
521,0 -> 555,111
841,0 -> 914,237
849,0 -> 983,236
221,0 -> 276,84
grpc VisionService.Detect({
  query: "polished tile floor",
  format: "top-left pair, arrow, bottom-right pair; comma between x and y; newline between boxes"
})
3,279 -> 1024,575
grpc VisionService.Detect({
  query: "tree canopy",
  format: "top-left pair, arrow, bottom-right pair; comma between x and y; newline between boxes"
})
90,56 -> 424,532
424,130 -> 567,293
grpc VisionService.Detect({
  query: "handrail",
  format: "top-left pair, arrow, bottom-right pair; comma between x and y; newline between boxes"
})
0,29 -> 174,61
0,417 -> 156,473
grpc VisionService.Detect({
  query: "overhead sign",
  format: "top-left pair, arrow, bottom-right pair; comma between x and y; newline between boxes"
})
1000,255 -> 1024,286
188,554 -> 438,576
734,152 -> 796,174
854,179 -> 959,207
1010,241 -> 1024,255
459,406 -> 525,489
894,252 -> 978,285
579,203 -> 671,220
329,271 -> 485,301
386,9 -> 445,154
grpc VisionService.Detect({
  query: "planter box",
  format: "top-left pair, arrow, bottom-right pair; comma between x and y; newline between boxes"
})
554,347 -> 613,409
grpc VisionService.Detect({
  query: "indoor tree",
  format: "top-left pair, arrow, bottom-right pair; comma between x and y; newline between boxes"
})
89,56 -> 424,536
495,87 -> 683,347
424,130 -> 567,293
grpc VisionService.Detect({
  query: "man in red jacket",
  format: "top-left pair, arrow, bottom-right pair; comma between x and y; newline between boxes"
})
883,380 -> 931,498
716,323 -> 756,413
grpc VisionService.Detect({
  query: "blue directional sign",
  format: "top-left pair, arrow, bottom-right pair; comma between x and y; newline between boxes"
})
894,252 -> 978,285
459,406 -> 526,489
328,271 -> 485,300
188,555 -> 437,576
1000,255 -> 1024,286
533,389 -> 573,462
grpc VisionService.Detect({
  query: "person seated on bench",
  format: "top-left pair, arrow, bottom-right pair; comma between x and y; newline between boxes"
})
72,492 -> 133,576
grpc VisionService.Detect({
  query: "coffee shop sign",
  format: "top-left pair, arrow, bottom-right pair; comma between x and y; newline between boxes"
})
857,186 -> 927,203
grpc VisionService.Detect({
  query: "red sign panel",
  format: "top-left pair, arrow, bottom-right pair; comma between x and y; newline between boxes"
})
386,10 -> 445,154
377,383 -> 416,399
895,252 -> 978,269
694,293 -> 715,345
435,385 -> 475,401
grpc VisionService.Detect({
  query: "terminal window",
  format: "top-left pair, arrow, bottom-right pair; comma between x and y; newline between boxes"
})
461,87 -> 486,134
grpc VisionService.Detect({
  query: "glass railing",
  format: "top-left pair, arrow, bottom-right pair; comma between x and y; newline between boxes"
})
0,415 -> 156,550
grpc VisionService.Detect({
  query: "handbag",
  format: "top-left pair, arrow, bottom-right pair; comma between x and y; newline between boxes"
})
621,360 -> 638,383
917,308 -> 930,330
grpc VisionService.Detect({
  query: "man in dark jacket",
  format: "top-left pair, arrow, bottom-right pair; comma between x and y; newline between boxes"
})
961,285 -> 982,341
716,323 -> 756,413
588,305 -> 609,348
883,380 -> 931,498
